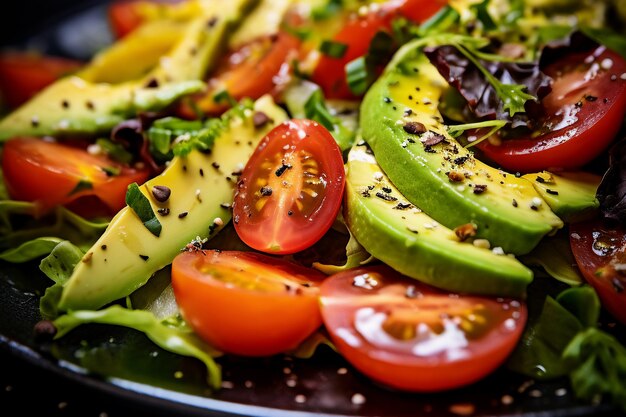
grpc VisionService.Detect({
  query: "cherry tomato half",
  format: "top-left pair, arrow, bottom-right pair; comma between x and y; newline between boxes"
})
570,219 -> 626,326
171,250 -> 325,356
177,31 -> 300,118
320,265 -> 527,392
311,0 -> 445,100
478,46 -> 626,172
0,52 -> 82,109
2,137 -> 149,217
232,119 -> 345,255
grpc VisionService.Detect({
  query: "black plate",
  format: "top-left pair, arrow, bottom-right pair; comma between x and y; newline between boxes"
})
0,2 -> 624,417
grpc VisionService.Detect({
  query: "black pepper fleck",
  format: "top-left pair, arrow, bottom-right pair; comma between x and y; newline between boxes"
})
152,185 -> 171,202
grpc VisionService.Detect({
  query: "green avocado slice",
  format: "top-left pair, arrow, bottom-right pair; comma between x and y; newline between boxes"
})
360,42 -> 563,255
0,0 -> 256,141
345,143 -> 533,297
58,95 -> 287,311
523,171 -> 600,222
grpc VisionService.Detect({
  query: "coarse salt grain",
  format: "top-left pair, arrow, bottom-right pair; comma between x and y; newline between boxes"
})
351,393 -> 366,405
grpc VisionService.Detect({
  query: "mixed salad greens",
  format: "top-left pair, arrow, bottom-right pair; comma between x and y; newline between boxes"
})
1,0 -> 626,412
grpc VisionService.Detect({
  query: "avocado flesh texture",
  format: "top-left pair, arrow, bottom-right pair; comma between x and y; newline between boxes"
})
59,95 -> 287,311
345,144 -> 533,297
0,0 -> 255,141
361,49 -> 563,255
523,171 -> 600,222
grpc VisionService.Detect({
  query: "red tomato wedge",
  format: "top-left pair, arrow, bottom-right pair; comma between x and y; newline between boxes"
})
0,52 -> 82,109
478,46 -> 626,172
177,31 -> 300,118
232,119 -> 345,255
570,219 -> 626,326
2,137 -> 149,217
172,250 -> 325,356
320,265 -> 527,392
311,0 -> 445,100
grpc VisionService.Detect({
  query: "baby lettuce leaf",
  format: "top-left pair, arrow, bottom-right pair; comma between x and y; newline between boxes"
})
0,237 -> 63,263
508,285 -> 626,411
0,201 -> 108,251
39,241 -> 85,319
424,44 -> 552,127
53,306 -> 223,389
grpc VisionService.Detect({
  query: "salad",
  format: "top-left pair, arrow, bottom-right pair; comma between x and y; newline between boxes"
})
1,0 -> 626,413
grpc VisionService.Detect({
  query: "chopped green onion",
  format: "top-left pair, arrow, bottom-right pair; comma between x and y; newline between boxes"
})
125,183 -> 162,237
417,5 -> 459,36
212,89 -> 237,107
471,0 -> 496,31
311,0 -> 343,21
320,40 -> 348,58
345,56 -> 370,95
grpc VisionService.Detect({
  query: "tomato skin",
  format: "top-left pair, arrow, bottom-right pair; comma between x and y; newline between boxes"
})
570,219 -> 626,326
0,52 -> 82,109
171,250 -> 325,356
177,31 -> 300,118
108,0 -> 145,38
311,0 -> 444,100
320,265 -> 527,392
1,137 -> 149,217
232,119 -> 345,255
478,47 -> 626,172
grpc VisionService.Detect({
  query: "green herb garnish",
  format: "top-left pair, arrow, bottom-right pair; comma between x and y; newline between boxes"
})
125,183 -> 161,237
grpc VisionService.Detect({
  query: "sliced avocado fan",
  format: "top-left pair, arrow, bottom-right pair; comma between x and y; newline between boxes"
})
0,0 -> 258,141
360,40 -> 563,255
344,143 -> 533,298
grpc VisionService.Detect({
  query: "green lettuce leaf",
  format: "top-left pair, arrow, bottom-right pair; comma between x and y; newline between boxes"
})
53,306 -> 223,389
507,285 -> 626,411
0,237 -> 63,263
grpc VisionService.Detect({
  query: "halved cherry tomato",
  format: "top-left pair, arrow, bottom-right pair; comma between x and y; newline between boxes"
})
478,47 -> 626,172
320,265 -> 527,392
570,219 -> 626,326
171,250 -> 325,356
0,52 -> 82,109
311,0 -> 445,100
232,119 -> 345,255
1,137 -> 149,217
177,31 -> 300,118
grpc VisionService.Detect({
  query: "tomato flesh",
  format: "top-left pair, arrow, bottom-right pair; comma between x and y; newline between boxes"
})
1,137 -> 149,217
0,52 -> 82,109
232,119 -> 345,255
479,47 -> 626,172
311,0 -> 444,100
320,265 -> 527,392
171,250 -> 325,356
177,31 -> 300,118
570,219 -> 626,325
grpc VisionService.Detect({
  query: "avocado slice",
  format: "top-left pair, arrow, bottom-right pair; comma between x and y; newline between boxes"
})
0,0 -> 256,141
58,95 -> 287,311
345,143 -> 533,297
360,43 -> 563,255
523,171 -> 600,222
